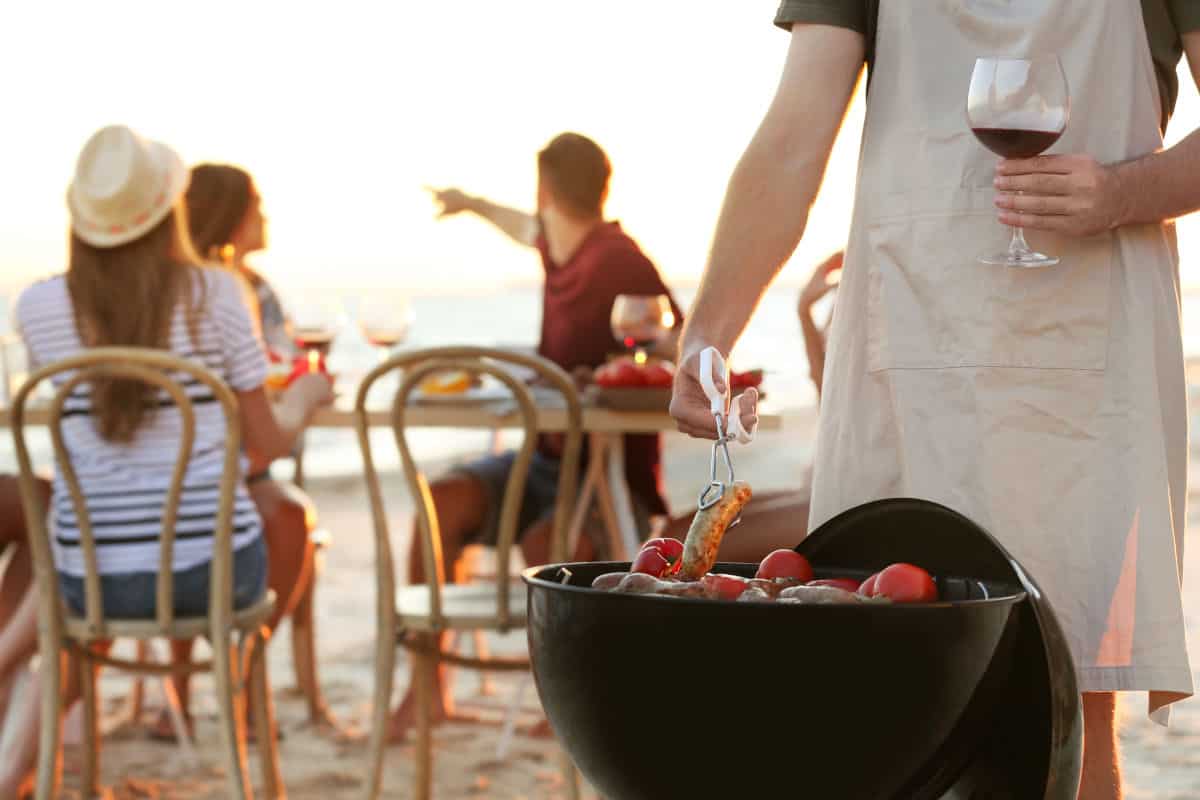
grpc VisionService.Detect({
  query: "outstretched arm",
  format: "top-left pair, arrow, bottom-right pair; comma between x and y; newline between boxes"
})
426,187 -> 539,247
670,24 -> 865,438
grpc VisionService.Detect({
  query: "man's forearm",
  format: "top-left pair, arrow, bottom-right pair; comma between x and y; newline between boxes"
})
467,195 -> 538,247
1114,129 -> 1200,227
681,137 -> 818,357
679,24 -> 864,361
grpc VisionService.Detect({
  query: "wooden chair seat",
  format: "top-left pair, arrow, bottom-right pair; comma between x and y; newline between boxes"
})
396,583 -> 525,631
63,591 -> 276,642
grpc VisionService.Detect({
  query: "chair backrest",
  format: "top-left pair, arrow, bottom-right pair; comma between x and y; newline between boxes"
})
354,346 -> 583,632
11,347 -> 243,640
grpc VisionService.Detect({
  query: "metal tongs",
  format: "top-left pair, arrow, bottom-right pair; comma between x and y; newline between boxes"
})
696,347 -> 755,527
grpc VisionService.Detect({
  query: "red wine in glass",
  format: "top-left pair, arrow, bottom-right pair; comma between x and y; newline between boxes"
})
967,55 -> 1070,267
970,127 -> 1063,159
294,327 -> 336,356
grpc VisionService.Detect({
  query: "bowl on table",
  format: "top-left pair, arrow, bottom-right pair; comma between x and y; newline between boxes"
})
523,499 -> 1082,800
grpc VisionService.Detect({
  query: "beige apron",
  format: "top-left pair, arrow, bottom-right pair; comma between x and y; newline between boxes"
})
809,0 -> 1193,723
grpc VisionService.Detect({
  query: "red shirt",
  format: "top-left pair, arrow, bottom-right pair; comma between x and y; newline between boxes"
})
536,221 -> 682,516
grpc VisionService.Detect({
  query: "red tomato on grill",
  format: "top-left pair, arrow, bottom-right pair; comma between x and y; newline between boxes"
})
755,550 -> 814,583
641,538 -> 684,574
874,564 -> 939,603
857,572 -> 882,597
631,547 -> 672,578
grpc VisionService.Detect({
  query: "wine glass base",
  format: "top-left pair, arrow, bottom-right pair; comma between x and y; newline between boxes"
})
978,251 -> 1060,269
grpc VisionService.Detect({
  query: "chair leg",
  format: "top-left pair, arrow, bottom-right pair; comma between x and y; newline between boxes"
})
361,621 -> 397,800
250,629 -> 285,799
35,648 -> 65,800
78,650 -> 101,799
289,577 -> 327,724
212,640 -> 252,800
413,633 -> 435,800
127,640 -> 149,725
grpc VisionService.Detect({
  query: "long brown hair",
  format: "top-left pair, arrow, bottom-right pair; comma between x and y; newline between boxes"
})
186,163 -> 253,261
67,206 -> 204,442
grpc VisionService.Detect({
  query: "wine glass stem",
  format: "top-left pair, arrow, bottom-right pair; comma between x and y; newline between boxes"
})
1009,225 -> 1032,259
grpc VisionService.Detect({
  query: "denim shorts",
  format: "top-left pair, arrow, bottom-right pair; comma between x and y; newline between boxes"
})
58,535 -> 269,619
455,450 -> 649,550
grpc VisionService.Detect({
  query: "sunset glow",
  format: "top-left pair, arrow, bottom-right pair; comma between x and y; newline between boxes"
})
0,2 -> 1196,296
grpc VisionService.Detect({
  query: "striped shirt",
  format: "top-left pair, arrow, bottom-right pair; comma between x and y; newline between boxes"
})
16,268 -> 267,577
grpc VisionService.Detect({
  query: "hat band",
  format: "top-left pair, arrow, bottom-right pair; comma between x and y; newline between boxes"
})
75,173 -> 171,237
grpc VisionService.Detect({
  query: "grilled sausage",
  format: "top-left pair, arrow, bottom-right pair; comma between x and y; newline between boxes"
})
677,481 -> 753,581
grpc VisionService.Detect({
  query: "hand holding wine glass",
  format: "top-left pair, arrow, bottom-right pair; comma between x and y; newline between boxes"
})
290,297 -> 342,372
967,55 -> 1070,267
611,294 -> 675,363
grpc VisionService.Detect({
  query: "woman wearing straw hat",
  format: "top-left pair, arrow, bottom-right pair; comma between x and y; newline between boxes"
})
0,125 -> 333,794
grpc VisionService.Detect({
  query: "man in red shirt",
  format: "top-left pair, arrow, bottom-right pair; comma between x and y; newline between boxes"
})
389,132 -> 682,737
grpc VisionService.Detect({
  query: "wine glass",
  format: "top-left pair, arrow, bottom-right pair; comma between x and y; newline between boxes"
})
967,55 -> 1070,268
611,294 -> 675,364
358,295 -> 413,360
290,296 -> 343,373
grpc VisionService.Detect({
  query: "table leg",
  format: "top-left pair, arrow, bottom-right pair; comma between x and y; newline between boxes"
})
599,433 -> 642,558
564,435 -> 604,559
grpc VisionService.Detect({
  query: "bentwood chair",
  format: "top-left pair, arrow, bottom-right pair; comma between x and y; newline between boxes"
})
11,348 -> 282,799
356,347 -> 583,800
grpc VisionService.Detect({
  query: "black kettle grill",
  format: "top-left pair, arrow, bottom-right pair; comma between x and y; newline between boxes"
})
523,498 -> 1083,799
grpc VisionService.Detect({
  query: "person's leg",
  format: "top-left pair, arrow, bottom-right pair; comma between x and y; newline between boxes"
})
1078,692 -> 1121,800
0,640 -> 110,796
249,479 -> 316,631
0,476 -> 51,728
148,639 -> 197,740
407,473 -> 488,586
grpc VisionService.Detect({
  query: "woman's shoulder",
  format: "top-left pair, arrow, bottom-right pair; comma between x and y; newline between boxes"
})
15,274 -> 69,326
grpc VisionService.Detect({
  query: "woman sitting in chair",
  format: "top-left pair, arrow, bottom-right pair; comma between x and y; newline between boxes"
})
0,125 -> 332,795
135,161 -> 328,737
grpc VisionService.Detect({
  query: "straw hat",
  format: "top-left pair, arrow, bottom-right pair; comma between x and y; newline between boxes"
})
67,125 -> 188,248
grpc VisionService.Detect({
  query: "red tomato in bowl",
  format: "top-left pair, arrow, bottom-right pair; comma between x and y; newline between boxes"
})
730,369 -> 764,390
641,537 -> 683,574
807,578 -> 861,593
755,550 -> 814,583
631,547 -> 672,578
857,572 -> 881,597
874,563 -> 939,603
642,362 -> 675,388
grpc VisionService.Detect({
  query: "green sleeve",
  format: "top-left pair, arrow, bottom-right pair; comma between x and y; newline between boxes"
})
774,0 -> 868,34
1170,0 -> 1200,33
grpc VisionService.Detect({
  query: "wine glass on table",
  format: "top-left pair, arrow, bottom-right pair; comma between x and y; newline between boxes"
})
610,294 -> 674,365
358,296 -> 413,362
291,297 -> 342,374
967,55 -> 1070,267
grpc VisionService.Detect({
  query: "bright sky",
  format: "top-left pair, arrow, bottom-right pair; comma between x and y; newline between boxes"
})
1,2 -> 1197,294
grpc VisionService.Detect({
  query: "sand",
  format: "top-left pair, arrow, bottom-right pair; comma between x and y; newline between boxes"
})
22,407 -> 1200,798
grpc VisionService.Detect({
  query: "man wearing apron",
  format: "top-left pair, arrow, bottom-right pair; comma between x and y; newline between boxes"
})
669,3 -> 1200,797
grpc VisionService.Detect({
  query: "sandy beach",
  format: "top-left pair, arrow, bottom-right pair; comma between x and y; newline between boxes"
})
28,407 -> 1200,799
